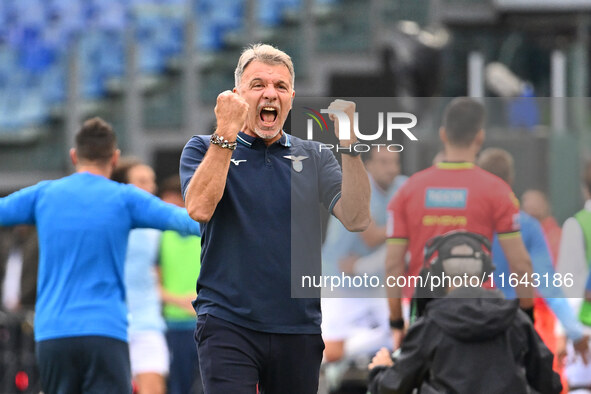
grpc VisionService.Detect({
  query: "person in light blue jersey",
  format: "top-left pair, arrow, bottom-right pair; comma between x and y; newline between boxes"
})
0,117 -> 201,394
322,149 -> 407,361
157,175 -> 203,394
477,148 -> 589,357
322,149 -> 407,281
111,157 -> 172,394
321,148 -> 406,394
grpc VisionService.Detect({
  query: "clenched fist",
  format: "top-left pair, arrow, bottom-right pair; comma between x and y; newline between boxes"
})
215,90 -> 249,141
326,99 -> 357,146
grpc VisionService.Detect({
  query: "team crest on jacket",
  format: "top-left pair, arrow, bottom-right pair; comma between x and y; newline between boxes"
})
283,155 -> 308,172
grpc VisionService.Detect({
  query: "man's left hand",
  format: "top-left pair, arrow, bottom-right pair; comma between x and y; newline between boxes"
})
573,335 -> 590,365
369,347 -> 394,370
326,99 -> 357,147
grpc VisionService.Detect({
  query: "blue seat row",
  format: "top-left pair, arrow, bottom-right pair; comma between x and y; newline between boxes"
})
0,0 -> 320,131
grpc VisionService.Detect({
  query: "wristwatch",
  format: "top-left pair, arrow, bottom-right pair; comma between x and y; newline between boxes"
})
389,318 -> 405,330
339,141 -> 362,157
210,133 -> 237,150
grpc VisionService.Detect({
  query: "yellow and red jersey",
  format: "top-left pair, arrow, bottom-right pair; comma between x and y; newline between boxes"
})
386,162 -> 521,295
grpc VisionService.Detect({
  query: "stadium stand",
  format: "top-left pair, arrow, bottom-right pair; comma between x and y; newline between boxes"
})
0,0 -> 349,134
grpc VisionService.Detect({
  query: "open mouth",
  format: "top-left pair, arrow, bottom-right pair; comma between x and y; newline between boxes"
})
260,106 -> 278,125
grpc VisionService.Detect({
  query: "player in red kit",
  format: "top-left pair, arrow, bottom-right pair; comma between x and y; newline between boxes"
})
385,97 -> 534,348
387,161 -> 520,292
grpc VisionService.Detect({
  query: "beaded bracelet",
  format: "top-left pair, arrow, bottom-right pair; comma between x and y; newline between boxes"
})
210,133 -> 237,150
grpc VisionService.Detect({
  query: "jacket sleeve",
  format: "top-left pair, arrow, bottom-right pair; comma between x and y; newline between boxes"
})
179,136 -> 207,199
367,366 -> 388,394
368,319 -> 433,394
524,216 -> 584,341
125,185 -> 201,236
0,182 -> 47,226
519,312 -> 563,394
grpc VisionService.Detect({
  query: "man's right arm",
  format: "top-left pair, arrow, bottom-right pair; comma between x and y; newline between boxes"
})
127,187 -> 201,236
0,183 -> 45,226
498,235 -> 535,309
385,186 -> 409,349
183,91 -> 248,223
386,240 -> 408,349
360,220 -> 387,249
493,184 -> 535,309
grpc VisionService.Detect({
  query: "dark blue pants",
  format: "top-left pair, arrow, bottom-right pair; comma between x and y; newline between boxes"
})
195,314 -> 324,394
167,328 -> 202,394
36,336 -> 131,394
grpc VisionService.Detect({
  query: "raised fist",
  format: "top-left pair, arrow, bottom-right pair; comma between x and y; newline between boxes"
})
215,90 -> 249,140
326,99 -> 356,145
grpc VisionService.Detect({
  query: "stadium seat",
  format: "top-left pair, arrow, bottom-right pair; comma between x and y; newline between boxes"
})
136,17 -> 167,74
46,0 -> 86,38
41,59 -> 66,105
259,0 -> 284,27
0,0 -> 347,134
17,86 -> 50,126
78,32 -> 107,99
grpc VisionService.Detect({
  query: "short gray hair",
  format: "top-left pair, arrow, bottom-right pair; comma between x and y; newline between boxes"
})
234,43 -> 295,88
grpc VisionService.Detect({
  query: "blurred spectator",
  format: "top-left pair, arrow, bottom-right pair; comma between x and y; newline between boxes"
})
385,98 -> 534,351
158,175 -> 203,394
557,161 -> 591,326
521,188 -> 567,391
522,189 -> 562,262
0,225 -> 38,312
431,149 -> 445,166
478,148 -> 586,393
556,161 -> 591,392
0,225 -> 40,392
0,118 -> 200,394
111,157 -> 169,394
321,149 -> 406,394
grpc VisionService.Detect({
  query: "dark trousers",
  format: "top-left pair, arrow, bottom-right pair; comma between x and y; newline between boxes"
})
195,314 -> 324,394
167,328 -> 202,394
36,336 -> 131,394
